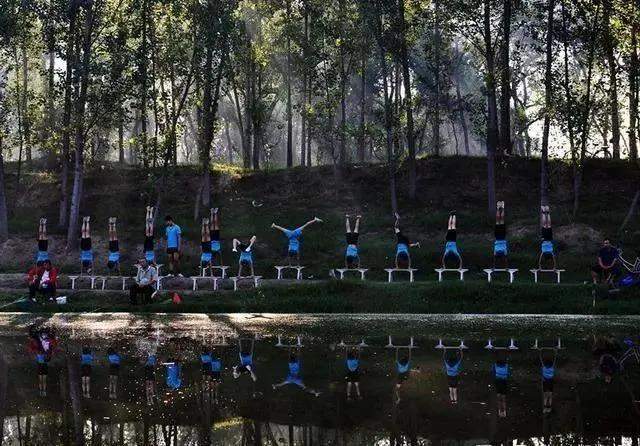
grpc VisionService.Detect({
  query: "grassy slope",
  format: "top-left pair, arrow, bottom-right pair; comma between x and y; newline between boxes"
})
0,280 -> 636,315
2,157 -> 640,283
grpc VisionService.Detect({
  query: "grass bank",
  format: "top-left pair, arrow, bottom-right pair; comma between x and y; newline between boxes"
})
0,280 -> 638,315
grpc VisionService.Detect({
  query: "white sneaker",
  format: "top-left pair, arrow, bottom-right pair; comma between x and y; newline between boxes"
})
178,273 -> 184,278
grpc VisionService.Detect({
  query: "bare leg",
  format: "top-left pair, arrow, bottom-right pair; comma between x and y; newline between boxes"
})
345,215 -> 351,233
145,207 -> 154,236
201,218 -> 210,242
354,216 -> 361,233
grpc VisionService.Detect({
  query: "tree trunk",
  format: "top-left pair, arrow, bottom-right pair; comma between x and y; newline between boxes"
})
432,0 -> 441,157
140,0 -> 149,168
540,0 -> 554,207
358,40 -> 366,163
603,0 -> 620,159
286,0 -> 293,167
21,45 -> 31,166
629,13 -> 638,163
225,120 -> 233,164
44,0 -> 57,169
59,1 -> 78,229
66,1 -> 94,249
499,0 -> 512,156
67,360 -> 84,446
399,0 -> 417,200
338,0 -> 347,165
0,133 -> 8,242
300,6 -> 309,167
484,0 -> 498,217
231,79 -> 250,168
118,109 -> 125,164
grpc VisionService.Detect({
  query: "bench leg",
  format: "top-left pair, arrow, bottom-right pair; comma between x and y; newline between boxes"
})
556,272 -> 561,284
101,279 -> 106,291
360,271 -> 365,280
459,271 -> 464,281
213,279 -> 218,291
339,271 -> 344,280
409,271 -> 414,283
233,280 -> 238,291
122,278 -> 126,291
90,278 -> 96,289
487,272 -> 492,283
71,278 -> 77,290
297,269 -> 302,280
387,271 -> 392,283
438,272 -> 443,282
509,272 -> 515,283
192,280 -> 197,291
533,272 -> 538,283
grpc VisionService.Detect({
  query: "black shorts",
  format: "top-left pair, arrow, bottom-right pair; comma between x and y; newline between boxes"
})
346,369 -> 360,383
144,236 -> 154,251
210,230 -> 220,241
592,264 -> 620,276
495,378 -> 508,395
542,378 -> 554,392
346,255 -> 359,266
144,365 -> 155,380
542,227 -> 553,242
446,230 -> 457,242
38,239 -> 48,251
38,363 -> 48,376
494,224 -> 506,241
81,364 -> 92,377
236,363 -> 253,374
201,260 -> 211,268
109,240 -> 119,252
107,260 -> 118,270
109,364 -> 120,376
201,363 -> 212,375
80,238 -> 92,251
398,372 -> 409,383
396,251 -> 409,261
211,371 -> 222,382
447,375 -> 459,388
346,233 -> 359,245
201,242 -> 212,253
82,260 -> 93,268
167,247 -> 178,255
396,233 -> 410,246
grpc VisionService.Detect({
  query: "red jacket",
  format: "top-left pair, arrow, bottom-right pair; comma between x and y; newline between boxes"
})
27,266 -> 58,286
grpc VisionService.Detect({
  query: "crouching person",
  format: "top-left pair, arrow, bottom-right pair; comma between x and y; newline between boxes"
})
27,260 -> 58,302
130,259 -> 158,305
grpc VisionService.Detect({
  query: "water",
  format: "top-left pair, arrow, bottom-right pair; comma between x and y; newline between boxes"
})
0,313 -> 639,445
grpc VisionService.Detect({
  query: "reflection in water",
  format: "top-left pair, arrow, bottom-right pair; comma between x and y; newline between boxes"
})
0,321 -> 638,445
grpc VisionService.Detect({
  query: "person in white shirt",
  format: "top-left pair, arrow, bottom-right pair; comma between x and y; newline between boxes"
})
130,259 -> 158,304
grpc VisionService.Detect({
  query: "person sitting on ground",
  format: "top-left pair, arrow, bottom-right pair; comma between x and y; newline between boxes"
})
271,217 -> 323,266
144,206 -> 156,264
81,347 -> 94,398
36,218 -> 49,266
27,260 -> 58,302
345,348 -> 362,400
591,238 -> 620,285
210,208 -> 223,266
538,206 -> 556,270
344,215 -> 362,269
80,216 -> 93,274
130,258 -> 158,305
233,236 -> 257,277
393,213 -> 420,269
540,350 -> 557,414
272,351 -> 321,396
165,215 -> 182,277
200,217 -> 213,273
107,217 -> 120,274
443,348 -> 463,404
442,212 -> 463,269
493,201 -> 508,268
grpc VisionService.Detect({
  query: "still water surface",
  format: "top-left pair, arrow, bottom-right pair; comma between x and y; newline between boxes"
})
0,313 -> 638,445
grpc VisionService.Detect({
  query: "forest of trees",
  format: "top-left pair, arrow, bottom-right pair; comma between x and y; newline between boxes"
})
0,0 -> 638,245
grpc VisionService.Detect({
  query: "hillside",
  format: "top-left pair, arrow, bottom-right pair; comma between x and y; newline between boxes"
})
1,157 -> 639,282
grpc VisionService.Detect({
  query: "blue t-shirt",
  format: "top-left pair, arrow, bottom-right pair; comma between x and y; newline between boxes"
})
201,353 -> 212,364
445,359 -> 461,377
397,361 -> 410,374
240,353 -> 253,366
37,251 -> 49,262
542,365 -> 555,380
494,363 -> 509,380
284,228 -> 302,252
80,250 -> 93,261
288,360 -> 301,377
166,225 -> 182,248
211,358 -> 222,372
108,251 -> 120,262
346,358 -> 359,371
108,353 -> 121,365
166,363 -> 182,390
81,353 -> 93,365
146,355 -> 157,366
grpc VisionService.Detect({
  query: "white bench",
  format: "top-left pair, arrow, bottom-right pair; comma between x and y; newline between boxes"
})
334,268 -> 368,280
384,268 -> 418,283
483,268 -> 518,283
98,276 -> 132,291
68,275 -> 100,290
275,266 -> 305,280
530,269 -> 565,283
200,265 -> 229,278
231,276 -> 262,291
434,268 -> 469,282
190,276 -> 220,291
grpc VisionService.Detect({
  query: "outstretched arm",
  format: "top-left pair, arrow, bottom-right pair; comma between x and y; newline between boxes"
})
247,236 -> 257,251
232,239 -> 240,252
271,223 -> 287,233
394,213 -> 400,233
298,217 -> 323,232
409,242 -> 420,248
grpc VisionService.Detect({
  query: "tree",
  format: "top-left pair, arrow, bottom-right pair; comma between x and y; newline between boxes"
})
540,0 -> 554,207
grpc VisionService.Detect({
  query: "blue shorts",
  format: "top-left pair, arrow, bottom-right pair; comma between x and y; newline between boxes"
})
36,251 -> 49,263
108,252 -> 120,263
396,244 -> 409,258
201,252 -> 212,263
240,252 -> 253,265
211,240 -> 221,252
541,240 -> 554,254
444,241 -> 460,258
346,245 -> 358,258
494,240 -> 508,256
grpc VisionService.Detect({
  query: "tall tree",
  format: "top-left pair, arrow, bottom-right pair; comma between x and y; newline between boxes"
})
484,0 -> 498,216
498,0 -> 512,156
398,0 -> 416,199
602,0 -> 620,159
628,2 -> 639,163
540,0 -> 554,207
